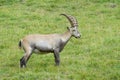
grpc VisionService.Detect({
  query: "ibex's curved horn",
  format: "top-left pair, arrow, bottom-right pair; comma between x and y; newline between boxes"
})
60,14 -> 78,27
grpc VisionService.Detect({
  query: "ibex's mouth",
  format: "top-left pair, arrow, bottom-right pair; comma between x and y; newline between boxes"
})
76,35 -> 81,38
75,36 -> 80,39
77,36 -> 80,38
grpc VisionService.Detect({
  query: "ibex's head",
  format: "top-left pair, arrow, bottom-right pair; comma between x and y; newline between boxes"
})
61,14 -> 81,38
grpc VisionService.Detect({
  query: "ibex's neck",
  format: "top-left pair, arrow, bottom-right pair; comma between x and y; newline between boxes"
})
61,30 -> 72,43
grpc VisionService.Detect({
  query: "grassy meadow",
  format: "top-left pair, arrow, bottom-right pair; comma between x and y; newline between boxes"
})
0,0 -> 120,80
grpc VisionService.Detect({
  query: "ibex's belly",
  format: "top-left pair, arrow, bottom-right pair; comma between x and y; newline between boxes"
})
33,41 -> 54,54
33,49 -> 51,54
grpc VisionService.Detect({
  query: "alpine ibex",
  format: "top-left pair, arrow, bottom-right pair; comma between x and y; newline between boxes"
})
19,14 -> 81,68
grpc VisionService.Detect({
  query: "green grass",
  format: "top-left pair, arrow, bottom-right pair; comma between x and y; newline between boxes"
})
0,0 -> 120,80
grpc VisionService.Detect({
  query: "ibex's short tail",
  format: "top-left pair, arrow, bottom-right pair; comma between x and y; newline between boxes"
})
18,40 -> 22,49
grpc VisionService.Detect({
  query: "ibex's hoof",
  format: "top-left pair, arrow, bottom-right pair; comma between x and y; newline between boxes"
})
20,63 -> 26,68
20,58 -> 26,68
55,63 -> 60,66
20,65 -> 26,68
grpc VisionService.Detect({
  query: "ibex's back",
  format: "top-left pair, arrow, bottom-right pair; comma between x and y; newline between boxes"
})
19,14 -> 81,68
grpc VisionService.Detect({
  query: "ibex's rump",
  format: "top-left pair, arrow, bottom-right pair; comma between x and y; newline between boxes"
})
19,14 -> 81,68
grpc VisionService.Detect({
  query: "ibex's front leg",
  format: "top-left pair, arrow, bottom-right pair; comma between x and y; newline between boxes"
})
54,49 -> 60,66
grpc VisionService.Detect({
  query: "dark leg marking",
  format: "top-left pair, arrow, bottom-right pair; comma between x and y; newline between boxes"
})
20,56 -> 26,68
54,50 -> 60,66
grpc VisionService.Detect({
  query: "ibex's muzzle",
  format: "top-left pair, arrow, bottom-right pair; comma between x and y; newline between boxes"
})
76,34 -> 81,38
75,31 -> 81,38
78,34 -> 81,38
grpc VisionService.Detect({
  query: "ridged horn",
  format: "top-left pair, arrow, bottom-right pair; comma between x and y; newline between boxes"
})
60,14 -> 78,27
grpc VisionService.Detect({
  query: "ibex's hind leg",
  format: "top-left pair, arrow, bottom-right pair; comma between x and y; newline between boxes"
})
20,56 -> 26,68
20,44 -> 32,68
20,53 -> 32,68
